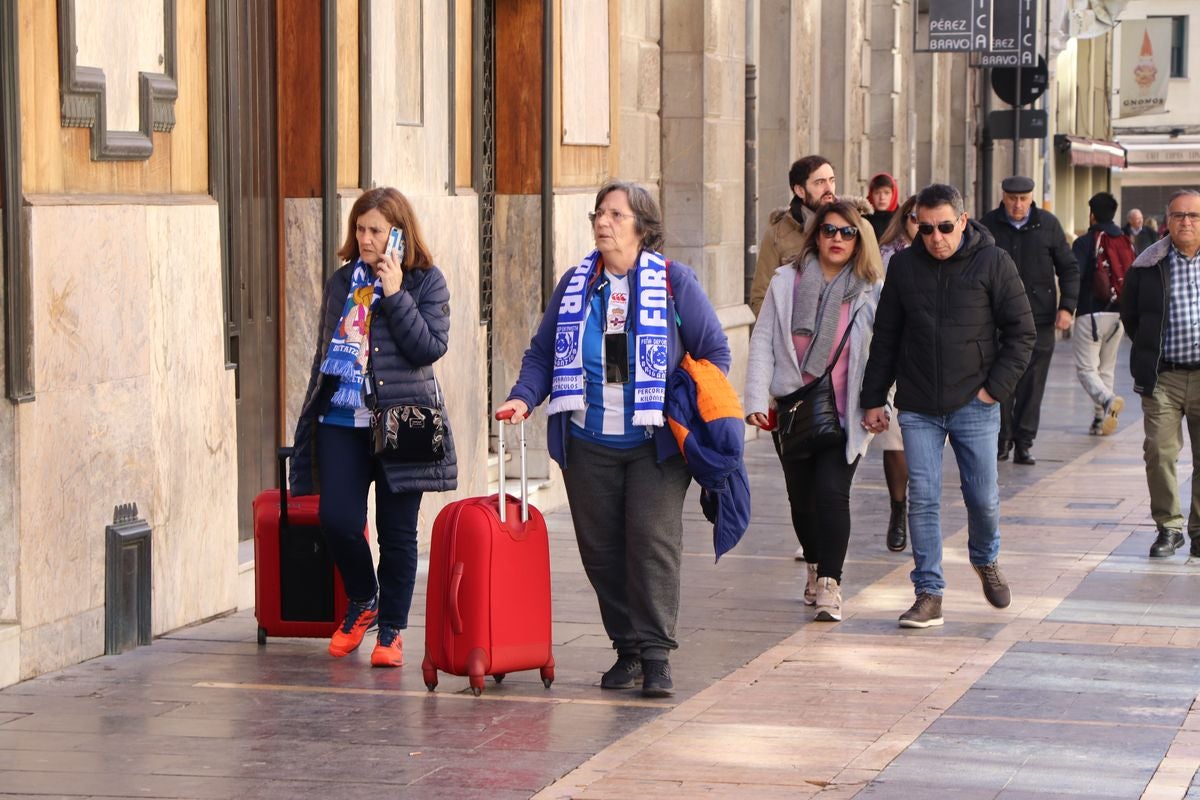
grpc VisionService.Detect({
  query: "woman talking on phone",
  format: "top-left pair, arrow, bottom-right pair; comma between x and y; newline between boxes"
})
290,187 -> 457,667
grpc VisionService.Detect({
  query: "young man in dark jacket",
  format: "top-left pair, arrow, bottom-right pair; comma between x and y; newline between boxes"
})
862,183 -> 1035,628
981,175 -> 1079,465
1120,188 -> 1200,560
1071,192 -> 1128,437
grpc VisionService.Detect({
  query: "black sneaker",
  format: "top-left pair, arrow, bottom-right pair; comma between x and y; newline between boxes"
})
973,561 -> 1011,608
600,654 -> 642,689
1190,536 -> 1200,559
898,593 -> 943,628
641,659 -> 674,698
1088,418 -> 1103,436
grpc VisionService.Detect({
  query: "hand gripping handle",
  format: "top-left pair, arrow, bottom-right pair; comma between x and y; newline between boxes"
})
493,410 -> 529,523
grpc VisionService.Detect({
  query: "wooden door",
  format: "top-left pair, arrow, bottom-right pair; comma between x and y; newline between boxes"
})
211,0 -> 280,540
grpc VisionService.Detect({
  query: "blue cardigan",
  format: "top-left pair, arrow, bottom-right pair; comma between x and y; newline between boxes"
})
506,258 -> 731,468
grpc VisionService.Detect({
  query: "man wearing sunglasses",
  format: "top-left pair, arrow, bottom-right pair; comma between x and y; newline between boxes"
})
1121,189 -> 1200,560
981,176 -> 1080,466
750,155 -> 838,316
861,183 -> 1035,628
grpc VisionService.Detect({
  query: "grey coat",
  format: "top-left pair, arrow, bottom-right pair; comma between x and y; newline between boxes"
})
745,263 -> 882,463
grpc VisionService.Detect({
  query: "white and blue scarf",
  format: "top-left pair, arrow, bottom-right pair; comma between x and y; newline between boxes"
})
319,262 -> 383,408
549,249 -> 671,427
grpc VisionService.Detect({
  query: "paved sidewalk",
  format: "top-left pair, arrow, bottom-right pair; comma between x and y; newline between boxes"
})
3,338 -> 1200,798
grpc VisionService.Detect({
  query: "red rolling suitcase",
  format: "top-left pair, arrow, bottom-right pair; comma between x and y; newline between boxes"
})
422,414 -> 555,695
252,447 -> 353,645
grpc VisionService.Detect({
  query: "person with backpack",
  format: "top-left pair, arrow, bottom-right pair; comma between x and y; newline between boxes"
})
1072,192 -> 1131,436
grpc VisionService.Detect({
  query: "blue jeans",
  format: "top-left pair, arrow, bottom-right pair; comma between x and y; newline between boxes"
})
899,397 -> 1002,596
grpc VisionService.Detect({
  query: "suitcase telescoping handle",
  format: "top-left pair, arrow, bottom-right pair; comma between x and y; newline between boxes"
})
276,446 -> 295,528
493,409 -> 529,524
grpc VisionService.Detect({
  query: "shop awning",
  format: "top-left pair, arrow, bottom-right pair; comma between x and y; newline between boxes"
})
1053,135 -> 1127,168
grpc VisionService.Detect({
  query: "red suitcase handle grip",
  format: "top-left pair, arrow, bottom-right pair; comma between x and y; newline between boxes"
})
449,562 -> 464,635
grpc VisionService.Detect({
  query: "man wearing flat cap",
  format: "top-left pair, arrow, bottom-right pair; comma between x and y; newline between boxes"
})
981,176 -> 1079,465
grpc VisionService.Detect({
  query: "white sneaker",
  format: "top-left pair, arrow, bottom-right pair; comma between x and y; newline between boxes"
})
794,545 -> 805,561
814,577 -> 842,622
803,562 -> 819,606
1101,395 -> 1124,436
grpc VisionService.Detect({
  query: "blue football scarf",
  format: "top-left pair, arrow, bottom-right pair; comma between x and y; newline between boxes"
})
319,262 -> 383,409
549,249 -> 671,427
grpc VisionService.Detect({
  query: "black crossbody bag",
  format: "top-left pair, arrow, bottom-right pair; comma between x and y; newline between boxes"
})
772,308 -> 859,465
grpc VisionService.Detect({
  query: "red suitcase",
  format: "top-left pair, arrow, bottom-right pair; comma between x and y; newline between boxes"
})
422,415 -> 555,695
252,447 -> 354,644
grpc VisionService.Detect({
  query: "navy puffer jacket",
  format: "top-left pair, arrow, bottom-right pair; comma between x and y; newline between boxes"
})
290,261 -> 457,496
860,220 -> 1035,415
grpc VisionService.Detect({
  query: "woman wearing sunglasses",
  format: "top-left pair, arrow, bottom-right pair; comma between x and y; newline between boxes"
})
873,195 -> 919,553
745,201 -> 884,621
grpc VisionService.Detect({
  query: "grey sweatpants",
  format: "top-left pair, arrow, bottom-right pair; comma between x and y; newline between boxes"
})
562,436 -> 693,662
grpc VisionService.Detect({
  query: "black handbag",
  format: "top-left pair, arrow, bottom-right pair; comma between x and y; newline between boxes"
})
772,309 -> 859,465
371,382 -> 446,462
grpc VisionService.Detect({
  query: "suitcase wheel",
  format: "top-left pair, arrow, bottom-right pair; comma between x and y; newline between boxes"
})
492,673 -> 505,684
421,654 -> 437,691
470,685 -> 482,697
257,626 -> 267,646
541,663 -> 555,688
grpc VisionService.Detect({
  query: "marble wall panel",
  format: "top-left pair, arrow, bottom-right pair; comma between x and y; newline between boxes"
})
145,204 -> 239,630
18,202 -> 236,678
0,224 -> 14,622
370,2 -> 451,197
0,624 -> 17,687
283,199 -> 325,442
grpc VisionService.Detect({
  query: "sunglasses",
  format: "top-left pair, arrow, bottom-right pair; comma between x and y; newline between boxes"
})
916,220 -> 958,236
818,224 -> 858,240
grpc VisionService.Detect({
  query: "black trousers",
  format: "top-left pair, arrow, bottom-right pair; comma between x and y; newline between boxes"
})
1000,323 -> 1056,448
316,423 -> 423,628
780,444 -> 860,583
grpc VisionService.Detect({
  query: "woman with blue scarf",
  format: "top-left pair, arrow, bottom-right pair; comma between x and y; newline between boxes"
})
495,181 -> 730,698
291,187 -> 457,667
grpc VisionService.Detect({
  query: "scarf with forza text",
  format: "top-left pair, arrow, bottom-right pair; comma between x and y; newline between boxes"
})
549,249 -> 671,427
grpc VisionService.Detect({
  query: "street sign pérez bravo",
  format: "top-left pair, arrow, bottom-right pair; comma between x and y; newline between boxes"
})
917,0 -> 1038,66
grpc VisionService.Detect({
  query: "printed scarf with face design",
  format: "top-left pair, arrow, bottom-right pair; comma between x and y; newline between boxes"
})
320,261 -> 383,408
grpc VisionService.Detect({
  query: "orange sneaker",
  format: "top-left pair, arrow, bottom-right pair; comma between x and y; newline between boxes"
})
370,624 -> 403,668
329,596 -> 378,657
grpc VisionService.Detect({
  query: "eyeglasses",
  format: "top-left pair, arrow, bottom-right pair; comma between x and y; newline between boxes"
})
1168,211 -> 1200,223
916,220 -> 959,236
818,223 -> 858,240
588,208 -> 632,224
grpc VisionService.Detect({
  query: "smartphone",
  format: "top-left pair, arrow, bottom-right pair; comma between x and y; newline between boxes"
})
385,227 -> 405,259
604,333 -> 630,384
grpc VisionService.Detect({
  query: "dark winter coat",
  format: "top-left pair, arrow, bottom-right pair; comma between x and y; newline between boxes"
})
290,261 -> 458,496
1072,220 -> 1125,317
860,219 -> 1036,415
980,204 -> 1079,326
1120,236 -> 1177,396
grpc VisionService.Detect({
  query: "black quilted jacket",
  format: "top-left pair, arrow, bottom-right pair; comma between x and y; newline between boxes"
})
291,261 -> 457,496
860,220 -> 1036,415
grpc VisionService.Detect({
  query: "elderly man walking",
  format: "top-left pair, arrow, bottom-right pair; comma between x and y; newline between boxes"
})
862,184 -> 1035,627
1121,189 -> 1200,560
981,175 -> 1079,466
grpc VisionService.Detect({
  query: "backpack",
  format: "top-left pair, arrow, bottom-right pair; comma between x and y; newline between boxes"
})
1093,231 -> 1134,308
